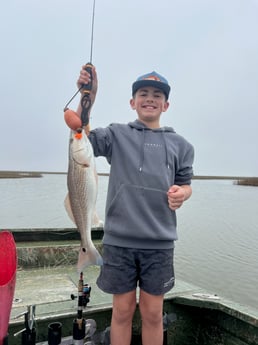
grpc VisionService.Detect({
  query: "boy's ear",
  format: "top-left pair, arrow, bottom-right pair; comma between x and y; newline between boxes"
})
130,98 -> 136,110
163,101 -> 170,112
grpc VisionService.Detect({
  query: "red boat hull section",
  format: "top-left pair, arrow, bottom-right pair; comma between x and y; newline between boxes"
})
0,231 -> 17,345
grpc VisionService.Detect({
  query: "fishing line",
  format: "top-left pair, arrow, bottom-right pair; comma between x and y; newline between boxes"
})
89,0 -> 96,64
63,0 -> 96,112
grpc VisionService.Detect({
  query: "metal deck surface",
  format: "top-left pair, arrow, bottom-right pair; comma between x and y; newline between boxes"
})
12,265 -> 258,324
11,266 -> 202,322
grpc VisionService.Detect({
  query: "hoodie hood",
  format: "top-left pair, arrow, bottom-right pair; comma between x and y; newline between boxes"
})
128,119 -> 176,133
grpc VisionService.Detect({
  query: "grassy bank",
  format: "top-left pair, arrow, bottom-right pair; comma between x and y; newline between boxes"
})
1,171 -> 258,185
0,171 -> 42,178
234,177 -> 258,186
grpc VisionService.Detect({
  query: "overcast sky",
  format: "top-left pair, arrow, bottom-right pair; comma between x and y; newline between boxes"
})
1,0 -> 258,176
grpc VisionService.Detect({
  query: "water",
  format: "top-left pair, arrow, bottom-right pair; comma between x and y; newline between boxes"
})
0,175 -> 257,310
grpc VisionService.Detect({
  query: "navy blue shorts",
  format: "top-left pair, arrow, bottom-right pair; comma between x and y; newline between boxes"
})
96,245 -> 175,295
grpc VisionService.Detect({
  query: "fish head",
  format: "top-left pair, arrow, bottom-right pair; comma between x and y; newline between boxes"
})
69,129 -> 93,167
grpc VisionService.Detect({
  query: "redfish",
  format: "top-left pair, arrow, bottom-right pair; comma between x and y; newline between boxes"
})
65,129 -> 103,272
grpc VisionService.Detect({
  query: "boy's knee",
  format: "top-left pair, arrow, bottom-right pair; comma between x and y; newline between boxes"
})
141,309 -> 163,326
139,299 -> 163,325
113,302 -> 136,324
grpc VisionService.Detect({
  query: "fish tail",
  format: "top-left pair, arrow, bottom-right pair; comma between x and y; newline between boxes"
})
77,245 -> 103,272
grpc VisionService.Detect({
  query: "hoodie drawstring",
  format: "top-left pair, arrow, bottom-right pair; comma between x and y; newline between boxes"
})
161,131 -> 170,170
139,129 -> 145,172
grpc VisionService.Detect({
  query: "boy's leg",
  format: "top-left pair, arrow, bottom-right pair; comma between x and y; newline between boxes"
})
139,290 -> 164,345
110,290 -> 136,345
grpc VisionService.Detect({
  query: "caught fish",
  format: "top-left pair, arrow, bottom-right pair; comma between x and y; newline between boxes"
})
64,128 -> 103,272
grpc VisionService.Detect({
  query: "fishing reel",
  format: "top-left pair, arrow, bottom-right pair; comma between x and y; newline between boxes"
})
71,283 -> 91,308
63,63 -> 93,133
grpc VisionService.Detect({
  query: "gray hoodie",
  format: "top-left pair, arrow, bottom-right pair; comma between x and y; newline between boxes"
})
89,119 -> 194,249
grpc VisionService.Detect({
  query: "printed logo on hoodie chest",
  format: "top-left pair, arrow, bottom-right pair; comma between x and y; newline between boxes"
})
144,143 -> 163,149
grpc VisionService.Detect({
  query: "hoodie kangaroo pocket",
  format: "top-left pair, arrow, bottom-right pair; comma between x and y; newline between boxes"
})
105,183 -> 176,241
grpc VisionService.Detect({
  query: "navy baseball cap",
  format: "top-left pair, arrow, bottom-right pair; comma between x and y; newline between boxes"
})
132,71 -> 171,100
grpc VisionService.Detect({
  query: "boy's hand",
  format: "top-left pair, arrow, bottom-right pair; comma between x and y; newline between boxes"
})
77,64 -> 98,101
167,185 -> 186,210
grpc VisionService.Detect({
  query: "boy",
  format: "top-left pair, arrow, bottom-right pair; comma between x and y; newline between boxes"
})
76,66 -> 194,345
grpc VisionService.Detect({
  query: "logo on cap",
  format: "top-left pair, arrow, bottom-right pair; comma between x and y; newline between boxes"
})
142,74 -> 161,82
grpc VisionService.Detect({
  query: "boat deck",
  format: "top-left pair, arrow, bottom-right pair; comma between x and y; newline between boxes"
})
10,265 -> 258,332
11,266 -> 206,319
5,229 -> 258,344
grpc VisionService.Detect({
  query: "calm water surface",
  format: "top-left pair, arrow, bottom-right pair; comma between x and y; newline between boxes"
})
0,175 -> 257,309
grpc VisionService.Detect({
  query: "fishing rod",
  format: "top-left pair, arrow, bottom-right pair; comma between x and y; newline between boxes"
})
63,0 -> 96,128
63,2 -> 97,343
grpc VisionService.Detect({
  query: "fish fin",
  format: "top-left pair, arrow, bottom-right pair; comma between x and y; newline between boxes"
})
92,209 -> 104,228
64,193 -> 76,224
77,244 -> 103,272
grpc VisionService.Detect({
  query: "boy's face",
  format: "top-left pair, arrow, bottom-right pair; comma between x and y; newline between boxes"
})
130,86 -> 169,128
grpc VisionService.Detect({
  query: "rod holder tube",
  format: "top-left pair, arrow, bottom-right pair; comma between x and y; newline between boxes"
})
73,318 -> 86,343
48,322 -> 62,345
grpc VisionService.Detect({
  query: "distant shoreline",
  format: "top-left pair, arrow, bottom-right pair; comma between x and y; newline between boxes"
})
0,171 -> 43,179
0,170 -> 257,185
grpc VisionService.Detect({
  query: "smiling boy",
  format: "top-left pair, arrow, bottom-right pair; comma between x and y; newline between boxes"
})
76,67 -> 194,345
